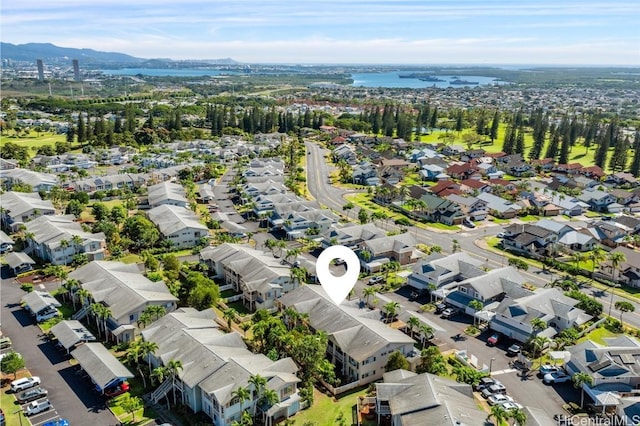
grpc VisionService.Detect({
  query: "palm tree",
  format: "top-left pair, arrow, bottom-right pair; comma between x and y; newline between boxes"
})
487,404 -> 508,426
248,374 -> 267,417
151,366 -> 168,386
166,359 -> 183,405
140,340 -> 159,377
71,234 -> 83,255
508,406 -> 527,426
362,286 -> 376,307
258,388 -> 279,424
89,303 -> 105,337
418,324 -> 434,348
607,251 -> 626,316
530,318 -> 547,336
284,248 -> 301,265
406,316 -> 420,338
530,335 -> 549,365
572,251 -> 585,273
231,385 -> 252,418
615,300 -> 635,324
143,304 -> 166,321
76,288 -> 91,309
60,239 -> 70,265
383,301 -> 401,323
607,251 -> 626,282
452,239 -> 460,253
589,245 -> 606,279
573,371 -> 594,408
223,307 -> 238,331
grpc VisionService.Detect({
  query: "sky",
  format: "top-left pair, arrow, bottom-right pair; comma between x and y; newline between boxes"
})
2,0 -> 639,65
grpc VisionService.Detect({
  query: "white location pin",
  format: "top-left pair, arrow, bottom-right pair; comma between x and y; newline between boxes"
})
316,245 -> 360,305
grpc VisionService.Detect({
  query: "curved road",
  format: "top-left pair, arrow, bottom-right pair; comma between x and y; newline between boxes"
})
305,140 -> 640,329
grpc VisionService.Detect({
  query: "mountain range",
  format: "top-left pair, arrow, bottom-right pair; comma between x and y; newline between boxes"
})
1,42 -> 238,66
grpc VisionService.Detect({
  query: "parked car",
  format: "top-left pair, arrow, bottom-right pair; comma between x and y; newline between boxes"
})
488,394 -> 514,406
24,399 -> 52,416
463,218 -> 476,228
481,384 -> 507,399
36,308 -> 61,323
441,308 -> 458,319
334,258 -> 346,265
496,232 -> 506,238
506,343 -> 522,356
11,377 -> 41,393
487,333 -> 500,346
43,420 -> 70,426
538,364 -> 561,377
368,275 -> 384,285
434,303 -> 448,314
474,377 -> 501,392
17,387 -> 48,403
0,337 -> 11,349
543,372 -> 572,384
104,381 -> 130,398
501,402 -> 524,411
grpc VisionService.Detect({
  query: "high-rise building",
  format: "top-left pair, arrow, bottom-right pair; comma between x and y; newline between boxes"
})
72,59 -> 80,81
37,59 -> 44,81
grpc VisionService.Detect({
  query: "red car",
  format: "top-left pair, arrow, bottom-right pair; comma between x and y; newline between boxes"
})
104,382 -> 130,398
487,333 -> 500,346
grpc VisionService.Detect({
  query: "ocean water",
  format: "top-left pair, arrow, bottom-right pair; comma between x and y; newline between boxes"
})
351,71 -> 505,88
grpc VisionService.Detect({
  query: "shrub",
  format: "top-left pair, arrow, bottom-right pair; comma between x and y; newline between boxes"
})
20,283 -> 34,293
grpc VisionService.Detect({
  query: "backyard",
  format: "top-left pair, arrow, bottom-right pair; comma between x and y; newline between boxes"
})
292,387 -> 375,426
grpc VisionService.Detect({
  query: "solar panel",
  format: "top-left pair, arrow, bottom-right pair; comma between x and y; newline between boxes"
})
588,359 -> 612,372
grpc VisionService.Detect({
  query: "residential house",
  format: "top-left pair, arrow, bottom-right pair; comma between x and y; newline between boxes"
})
585,221 -> 630,248
445,194 -> 488,221
460,179 -> 491,194
374,370 -> 488,426
579,165 -> 606,180
407,252 -> 484,292
142,309 -> 301,426
352,162 -> 380,186
269,200 -> 323,229
332,144 -> 357,165
277,285 -> 415,393
418,164 -> 444,181
25,215 -> 106,265
418,193 -> 465,225
610,189 -> 639,208
200,243 -> 298,312
358,233 -> 423,273
280,209 -> 339,240
578,187 -> 618,213
321,223 -> 386,249
490,287 -> 591,342
441,267 -> 528,313
0,168 -> 58,192
605,172 -> 638,187
502,223 -> 558,257
477,192 -> 522,219
70,261 -> 178,342
251,193 -> 303,219
613,216 -> 640,234
428,181 -> 460,197
445,162 -> 479,180
147,205 -> 209,249
147,181 -> 189,208
0,191 -> 55,231
547,192 -> 589,217
4,252 -> 36,274
565,336 -> 640,413
597,246 -> 640,288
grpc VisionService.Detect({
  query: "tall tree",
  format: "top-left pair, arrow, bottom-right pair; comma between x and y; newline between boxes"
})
573,372 -> 594,408
489,110 -> 500,143
630,132 -> 640,177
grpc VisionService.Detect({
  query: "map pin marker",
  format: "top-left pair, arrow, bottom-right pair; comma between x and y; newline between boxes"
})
316,245 -> 360,305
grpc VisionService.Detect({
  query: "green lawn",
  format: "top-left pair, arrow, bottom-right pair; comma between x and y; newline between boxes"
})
1,132 -> 68,157
518,215 -> 541,222
120,254 -> 142,264
1,383 -> 26,426
292,387 -> 374,426
417,124 -> 611,167
108,393 -> 157,425
578,326 -> 620,345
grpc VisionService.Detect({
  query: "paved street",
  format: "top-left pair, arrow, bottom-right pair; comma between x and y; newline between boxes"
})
305,140 -> 640,329
1,277 -> 119,426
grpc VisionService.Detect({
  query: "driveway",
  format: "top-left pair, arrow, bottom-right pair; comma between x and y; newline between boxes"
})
1,278 -> 119,426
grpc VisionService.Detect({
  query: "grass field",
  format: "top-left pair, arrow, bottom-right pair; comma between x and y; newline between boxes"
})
292,387 -> 374,426
1,131 -> 68,157
418,124 -> 611,168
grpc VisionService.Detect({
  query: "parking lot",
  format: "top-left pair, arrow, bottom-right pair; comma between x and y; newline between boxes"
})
1,277 -> 119,426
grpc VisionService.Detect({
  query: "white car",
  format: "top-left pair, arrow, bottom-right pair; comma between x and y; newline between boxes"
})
11,376 -> 41,392
24,399 -> 52,416
36,308 -> 61,323
543,372 -> 572,384
501,402 -> 524,411
487,394 -> 514,406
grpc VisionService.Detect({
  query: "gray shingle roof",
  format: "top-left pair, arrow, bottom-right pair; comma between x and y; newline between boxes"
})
20,290 -> 61,314
71,342 -> 133,390
147,204 -> 208,236
147,181 -> 188,207
69,261 -> 178,323
1,191 -> 55,221
49,320 -> 96,350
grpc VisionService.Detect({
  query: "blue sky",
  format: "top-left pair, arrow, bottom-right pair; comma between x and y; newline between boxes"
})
3,0 -> 639,65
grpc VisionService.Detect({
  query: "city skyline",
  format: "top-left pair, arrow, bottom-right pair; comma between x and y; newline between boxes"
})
3,0 -> 639,65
